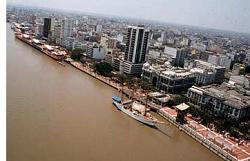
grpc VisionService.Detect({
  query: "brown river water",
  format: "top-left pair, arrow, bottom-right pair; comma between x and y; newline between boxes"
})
7,23 -> 222,161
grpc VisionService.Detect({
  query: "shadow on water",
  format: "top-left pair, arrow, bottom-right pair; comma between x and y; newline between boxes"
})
154,123 -> 171,138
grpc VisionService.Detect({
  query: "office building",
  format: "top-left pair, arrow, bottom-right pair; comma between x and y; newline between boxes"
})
61,37 -> 75,49
43,18 -> 51,38
87,44 -> 106,60
163,46 -> 187,67
62,19 -> 74,38
124,25 -> 149,75
95,24 -> 102,34
53,25 -> 63,44
208,54 -> 232,69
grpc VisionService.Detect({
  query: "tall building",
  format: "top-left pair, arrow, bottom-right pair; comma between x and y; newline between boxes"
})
43,18 -> 51,38
161,31 -> 168,42
124,25 -> 149,75
87,44 -> 106,60
62,19 -> 74,38
53,25 -> 63,44
95,24 -> 102,34
163,46 -> 188,67
35,23 -> 43,37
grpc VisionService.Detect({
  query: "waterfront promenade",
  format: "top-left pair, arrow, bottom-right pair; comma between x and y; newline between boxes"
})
159,108 -> 250,161
14,31 -> 250,161
69,60 -> 250,161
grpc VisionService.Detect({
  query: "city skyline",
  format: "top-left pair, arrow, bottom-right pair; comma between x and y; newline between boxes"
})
7,0 -> 250,34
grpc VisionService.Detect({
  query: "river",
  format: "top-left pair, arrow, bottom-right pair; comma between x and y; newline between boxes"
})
7,23 -> 222,161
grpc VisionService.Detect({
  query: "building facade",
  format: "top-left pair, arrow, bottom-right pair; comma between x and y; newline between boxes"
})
43,18 -> 51,38
187,85 -> 250,120
124,25 -> 149,75
142,62 -> 195,93
193,60 -> 226,84
62,19 -> 74,38
163,46 -> 187,67
208,54 -> 232,70
87,44 -> 106,60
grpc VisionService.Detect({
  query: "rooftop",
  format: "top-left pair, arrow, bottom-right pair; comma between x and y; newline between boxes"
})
190,84 -> 250,109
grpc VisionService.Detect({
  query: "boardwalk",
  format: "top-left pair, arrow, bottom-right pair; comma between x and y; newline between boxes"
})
160,107 -> 250,161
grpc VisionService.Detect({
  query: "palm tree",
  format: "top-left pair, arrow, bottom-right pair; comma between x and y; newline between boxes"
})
116,74 -> 126,101
139,78 -> 153,109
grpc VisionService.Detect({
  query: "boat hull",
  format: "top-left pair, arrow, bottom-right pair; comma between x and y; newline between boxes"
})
113,101 -> 156,127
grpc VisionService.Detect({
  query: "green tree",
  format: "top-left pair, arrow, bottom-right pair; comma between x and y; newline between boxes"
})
94,62 -> 113,76
71,48 -> 84,60
116,73 -> 126,85
245,65 -> 250,74
173,95 -> 189,106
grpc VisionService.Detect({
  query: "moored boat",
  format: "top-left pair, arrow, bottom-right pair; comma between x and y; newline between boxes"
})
112,96 -> 158,127
57,61 -> 66,66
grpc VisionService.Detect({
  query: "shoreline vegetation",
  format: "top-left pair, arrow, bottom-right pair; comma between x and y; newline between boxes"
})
12,27 -> 250,161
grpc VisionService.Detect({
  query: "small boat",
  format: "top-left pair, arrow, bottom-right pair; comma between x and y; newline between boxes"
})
112,96 -> 122,103
57,61 -> 66,66
112,96 -> 158,127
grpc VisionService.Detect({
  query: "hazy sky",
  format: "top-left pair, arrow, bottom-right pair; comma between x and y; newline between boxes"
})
7,0 -> 250,33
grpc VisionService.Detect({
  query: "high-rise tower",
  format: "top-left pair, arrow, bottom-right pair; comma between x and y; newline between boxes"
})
123,25 -> 149,75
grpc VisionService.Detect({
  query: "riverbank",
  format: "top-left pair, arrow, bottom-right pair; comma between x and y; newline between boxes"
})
13,29 -> 250,161
15,32 -> 67,61
159,109 -> 250,161
68,61 -> 250,161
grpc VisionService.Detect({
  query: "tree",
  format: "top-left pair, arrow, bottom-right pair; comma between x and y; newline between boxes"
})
245,65 -> 250,74
94,62 -> 113,76
173,95 -> 189,106
116,73 -> 126,84
71,48 -> 84,60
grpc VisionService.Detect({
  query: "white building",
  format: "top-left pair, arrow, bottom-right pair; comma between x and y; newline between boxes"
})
208,54 -> 232,69
190,68 -> 215,85
87,44 -> 106,60
229,75 -> 250,89
187,84 -> 250,120
142,62 -> 195,93
193,60 -> 226,84
160,31 -> 167,42
163,46 -> 187,67
191,42 -> 207,51
35,23 -> 43,37
95,24 -> 102,34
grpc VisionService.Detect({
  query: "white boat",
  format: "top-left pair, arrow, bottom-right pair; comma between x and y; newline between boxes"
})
113,100 -> 158,127
57,61 -> 65,66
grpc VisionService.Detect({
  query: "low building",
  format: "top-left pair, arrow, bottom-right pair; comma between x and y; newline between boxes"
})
190,68 -> 215,85
208,54 -> 232,70
192,60 -> 226,84
87,44 -> 106,60
104,51 -> 123,71
142,62 -> 195,93
187,84 -> 250,120
148,92 -> 171,107
229,75 -> 250,89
